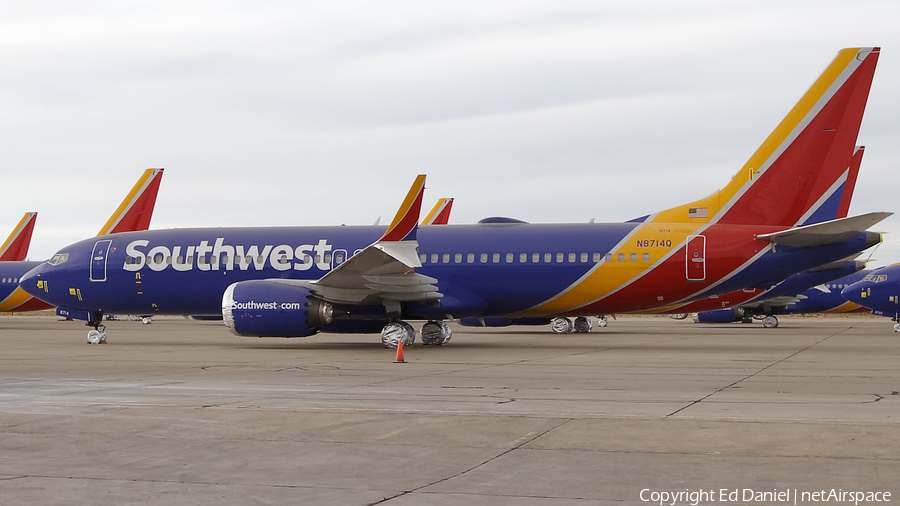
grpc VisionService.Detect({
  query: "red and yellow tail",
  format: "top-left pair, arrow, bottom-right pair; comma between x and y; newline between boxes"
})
0,212 -> 38,261
421,198 -> 454,225
655,47 -> 879,228
97,168 -> 164,236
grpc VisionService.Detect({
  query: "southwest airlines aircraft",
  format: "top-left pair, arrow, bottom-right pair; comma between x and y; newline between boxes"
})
841,263 -> 900,331
22,48 -> 887,347
0,169 -> 164,315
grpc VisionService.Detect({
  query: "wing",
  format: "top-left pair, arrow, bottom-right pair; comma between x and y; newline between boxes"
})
307,175 -> 441,305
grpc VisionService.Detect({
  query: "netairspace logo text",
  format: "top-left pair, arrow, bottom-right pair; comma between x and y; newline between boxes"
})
640,488 -> 891,506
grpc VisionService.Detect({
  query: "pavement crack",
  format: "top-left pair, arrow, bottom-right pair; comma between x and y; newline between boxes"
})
375,418 -> 574,504
666,330 -> 844,417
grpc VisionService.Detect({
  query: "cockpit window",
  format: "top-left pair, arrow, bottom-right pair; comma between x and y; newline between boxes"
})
48,253 -> 69,266
861,274 -> 888,283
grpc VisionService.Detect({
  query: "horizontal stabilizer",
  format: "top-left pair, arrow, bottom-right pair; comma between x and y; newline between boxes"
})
808,255 -> 865,272
757,212 -> 891,247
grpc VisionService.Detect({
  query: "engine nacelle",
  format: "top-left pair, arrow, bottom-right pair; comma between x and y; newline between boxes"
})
222,280 -> 333,337
692,307 -> 744,324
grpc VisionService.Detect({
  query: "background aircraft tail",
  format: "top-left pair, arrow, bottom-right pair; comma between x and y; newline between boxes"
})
97,168 -> 164,236
421,198 -> 454,225
0,212 -> 38,261
654,47 -> 879,228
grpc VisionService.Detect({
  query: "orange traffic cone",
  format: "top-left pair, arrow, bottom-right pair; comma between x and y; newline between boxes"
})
394,339 -> 407,363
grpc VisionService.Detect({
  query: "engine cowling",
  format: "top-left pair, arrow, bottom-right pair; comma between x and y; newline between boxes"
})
693,307 -> 744,324
222,280 -> 333,337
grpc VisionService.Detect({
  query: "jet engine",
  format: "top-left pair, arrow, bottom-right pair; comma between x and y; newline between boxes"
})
692,307 -> 744,324
223,280 -> 333,337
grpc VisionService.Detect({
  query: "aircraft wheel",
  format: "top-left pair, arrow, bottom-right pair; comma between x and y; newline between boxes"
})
421,320 -> 452,345
551,317 -> 573,334
87,330 -> 102,344
762,316 -> 779,328
141,316 -> 152,324
893,323 -> 900,333
381,321 -> 416,348
669,314 -> 688,320
98,331 -> 108,344
597,316 -> 609,328
573,316 -> 593,333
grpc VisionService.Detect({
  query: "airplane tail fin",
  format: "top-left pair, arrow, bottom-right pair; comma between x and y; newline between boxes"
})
97,168 -> 164,236
835,145 -> 864,220
654,48 -> 879,227
421,198 -> 454,225
0,212 -> 38,261
379,174 -> 426,242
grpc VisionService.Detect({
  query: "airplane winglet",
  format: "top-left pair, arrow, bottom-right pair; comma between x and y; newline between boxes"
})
380,175 -> 426,242
421,198 -> 454,225
0,212 -> 38,261
97,168 -> 164,236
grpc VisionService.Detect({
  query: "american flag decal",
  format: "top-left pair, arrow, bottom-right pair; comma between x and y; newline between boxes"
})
688,207 -> 708,218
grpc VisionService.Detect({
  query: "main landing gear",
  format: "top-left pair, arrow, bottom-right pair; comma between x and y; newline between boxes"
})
87,320 -> 107,344
381,320 -> 453,348
551,316 -> 608,334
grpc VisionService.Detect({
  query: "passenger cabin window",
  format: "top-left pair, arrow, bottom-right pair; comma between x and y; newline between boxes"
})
443,253 -> 450,263
480,253 -> 488,263
617,253 -> 625,262
455,253 -> 462,263
492,253 -> 500,263
506,253 -> 513,263
420,254 -> 427,264
605,253 -> 612,262
467,253 -> 475,263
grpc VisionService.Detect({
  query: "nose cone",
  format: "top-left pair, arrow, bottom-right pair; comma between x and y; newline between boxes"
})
20,263 -> 48,299
840,283 -> 866,305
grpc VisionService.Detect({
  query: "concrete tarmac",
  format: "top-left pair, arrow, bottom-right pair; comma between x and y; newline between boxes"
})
1,315 -> 898,505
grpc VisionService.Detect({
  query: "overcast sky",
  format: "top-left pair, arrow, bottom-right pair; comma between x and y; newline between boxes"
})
3,0 -> 900,268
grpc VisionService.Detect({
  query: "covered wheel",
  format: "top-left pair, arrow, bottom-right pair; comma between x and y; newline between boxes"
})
573,316 -> 593,333
381,321 -> 416,348
421,320 -> 452,345
551,317 -> 573,334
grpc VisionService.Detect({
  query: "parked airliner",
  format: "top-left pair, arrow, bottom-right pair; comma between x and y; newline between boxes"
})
841,263 -> 900,331
22,48 -> 887,347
